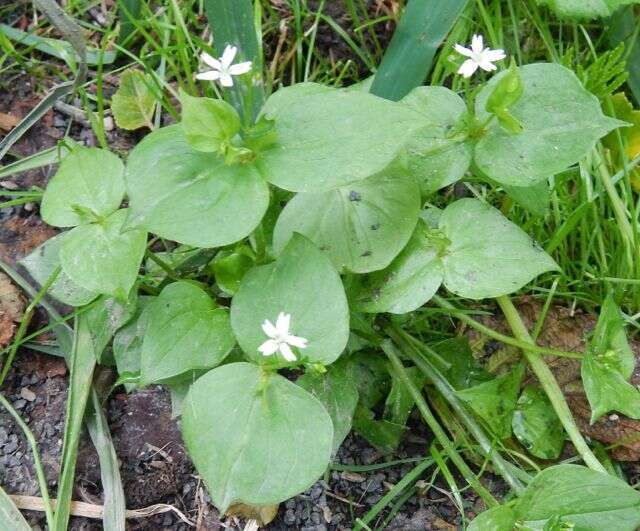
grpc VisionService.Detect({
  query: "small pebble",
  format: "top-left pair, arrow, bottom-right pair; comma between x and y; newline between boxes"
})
20,388 -> 36,402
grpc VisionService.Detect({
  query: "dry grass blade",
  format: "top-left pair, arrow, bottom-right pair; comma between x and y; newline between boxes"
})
10,495 -> 195,526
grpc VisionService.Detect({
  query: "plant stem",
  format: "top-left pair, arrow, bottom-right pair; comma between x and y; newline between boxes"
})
432,295 -> 582,359
0,394 -> 55,529
495,295 -> 606,473
382,340 -> 499,507
386,325 -> 526,495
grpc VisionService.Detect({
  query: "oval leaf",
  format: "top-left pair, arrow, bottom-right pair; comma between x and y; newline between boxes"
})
440,198 -> 559,299
60,209 -> 146,299
474,63 -> 625,186
257,87 -> 422,192
231,234 -> 349,365
273,166 -> 420,274
125,125 -> 269,247
140,281 -> 235,384
182,362 -> 333,512
111,69 -> 156,130
20,233 -> 98,306
41,147 -> 125,227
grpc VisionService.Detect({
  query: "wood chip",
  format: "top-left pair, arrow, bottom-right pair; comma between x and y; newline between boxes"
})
0,272 -> 25,348
0,111 -> 19,131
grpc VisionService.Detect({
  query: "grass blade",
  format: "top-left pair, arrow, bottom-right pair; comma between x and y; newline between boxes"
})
0,484 -> 31,531
52,314 -> 97,531
117,0 -> 142,47
370,0 -> 469,100
86,386 -> 126,531
204,0 -> 264,120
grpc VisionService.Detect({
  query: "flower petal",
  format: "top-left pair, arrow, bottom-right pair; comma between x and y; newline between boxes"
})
483,49 -> 506,62
221,45 -> 237,68
262,319 -> 278,338
471,34 -> 484,54
259,339 -> 279,356
286,334 -> 308,349
219,73 -> 234,87
454,44 -> 473,58
276,312 -> 291,335
201,52 -> 221,70
195,70 -> 221,81
279,343 -> 297,362
458,59 -> 478,78
229,61 -> 252,75
478,59 -> 498,72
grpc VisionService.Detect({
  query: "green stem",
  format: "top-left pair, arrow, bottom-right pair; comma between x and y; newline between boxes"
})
495,295 -> 605,473
386,325 -> 526,495
382,340 -> 499,507
432,295 -> 582,359
0,394 -> 55,528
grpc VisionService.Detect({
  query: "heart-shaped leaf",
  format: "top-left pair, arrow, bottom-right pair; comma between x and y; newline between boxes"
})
273,165 -> 420,274
20,233 -> 98,306
111,69 -> 156,130
231,234 -> 349,365
140,281 -> 235,384
474,63 -> 625,186
41,147 -> 125,227
256,85 -> 422,192
401,86 -> 472,195
125,125 -> 269,248
182,362 -> 333,512
59,209 -> 146,299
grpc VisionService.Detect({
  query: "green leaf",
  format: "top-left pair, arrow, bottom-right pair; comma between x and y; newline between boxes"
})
113,296 -> 154,390
353,219 -> 444,313
125,125 -> 269,248
401,86 -> 472,195
273,165 -> 420,274
210,246 -> 255,296
257,86 -> 422,192
485,59 -> 525,134
503,179 -> 551,217
474,63 -> 625,186
457,364 -> 524,439
581,295 -> 640,423
439,198 -> 559,299
111,69 -> 155,130
20,233 -> 98,306
41,147 -> 125,227
352,406 -> 406,454
85,291 -> 137,362
435,338 -> 491,390
383,366 -> 425,436
536,0 -> 639,19
182,362 -> 333,512
231,234 -> 349,365
297,360 -> 359,453
516,464 -> 640,529
140,281 -> 235,384
468,505 -> 517,531
369,0 -> 469,101
0,484 -> 31,530
355,198 -> 558,309
512,385 -> 564,459
180,91 -> 241,153
59,209 -> 146,300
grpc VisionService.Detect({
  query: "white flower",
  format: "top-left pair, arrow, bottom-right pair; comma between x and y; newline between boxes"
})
196,44 -> 252,87
454,34 -> 506,78
258,312 -> 308,362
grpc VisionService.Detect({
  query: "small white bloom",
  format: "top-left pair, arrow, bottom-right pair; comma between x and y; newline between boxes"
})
454,34 -> 506,78
196,44 -> 252,87
258,312 -> 308,362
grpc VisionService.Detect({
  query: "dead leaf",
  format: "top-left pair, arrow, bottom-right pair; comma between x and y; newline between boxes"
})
0,272 -> 25,347
226,503 -> 279,527
0,111 -> 20,131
